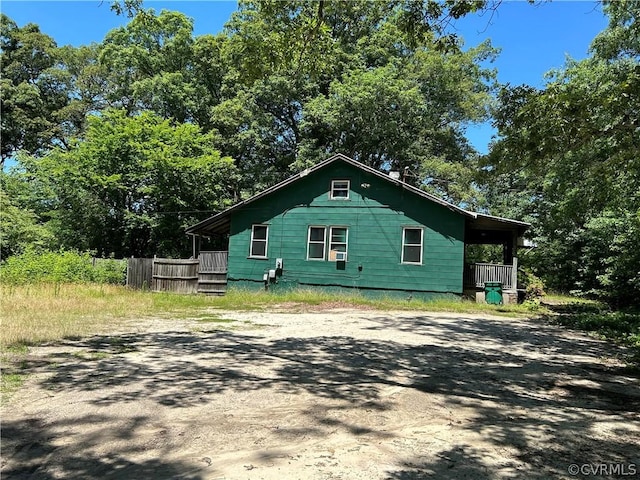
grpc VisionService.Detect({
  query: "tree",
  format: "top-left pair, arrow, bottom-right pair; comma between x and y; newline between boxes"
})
485,1 -> 640,306
21,110 -> 238,258
0,188 -> 55,259
2,1 -> 504,260
216,0 -> 497,201
0,15 -> 70,165
0,15 -> 107,167
98,9 -> 198,122
298,41 -> 494,204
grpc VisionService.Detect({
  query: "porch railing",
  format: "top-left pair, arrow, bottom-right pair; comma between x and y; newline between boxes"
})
464,259 -> 518,290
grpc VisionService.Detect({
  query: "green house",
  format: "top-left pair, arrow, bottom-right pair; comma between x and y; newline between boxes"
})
186,154 -> 529,301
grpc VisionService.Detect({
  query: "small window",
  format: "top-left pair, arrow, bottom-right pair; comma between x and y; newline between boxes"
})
402,227 -> 423,264
307,226 -> 326,260
330,180 -> 350,200
250,225 -> 268,258
329,227 -> 348,261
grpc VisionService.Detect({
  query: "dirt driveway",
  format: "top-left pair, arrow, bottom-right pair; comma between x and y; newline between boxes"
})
2,309 -> 639,479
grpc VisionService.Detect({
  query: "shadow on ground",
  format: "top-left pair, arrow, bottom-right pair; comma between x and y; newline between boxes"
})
1,417 -> 203,479
3,311 -> 639,479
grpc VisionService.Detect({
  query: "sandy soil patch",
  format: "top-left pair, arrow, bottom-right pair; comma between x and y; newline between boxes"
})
2,309 -> 639,479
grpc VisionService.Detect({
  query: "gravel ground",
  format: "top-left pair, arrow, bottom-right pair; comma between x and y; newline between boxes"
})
2,308 -> 639,479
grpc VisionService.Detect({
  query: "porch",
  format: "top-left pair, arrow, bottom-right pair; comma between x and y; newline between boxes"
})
463,258 -> 519,298
464,213 -> 530,303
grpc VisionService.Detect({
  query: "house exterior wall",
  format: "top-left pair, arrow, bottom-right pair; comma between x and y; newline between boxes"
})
227,162 -> 465,296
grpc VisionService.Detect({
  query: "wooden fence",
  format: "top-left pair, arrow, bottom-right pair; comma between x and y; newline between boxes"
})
126,258 -> 153,290
126,252 -> 228,294
153,258 -> 199,293
197,251 -> 228,295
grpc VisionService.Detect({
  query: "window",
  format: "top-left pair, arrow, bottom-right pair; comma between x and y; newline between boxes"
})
307,226 -> 326,260
307,226 -> 349,261
330,180 -> 350,200
402,227 -> 423,264
329,227 -> 348,261
250,225 -> 268,258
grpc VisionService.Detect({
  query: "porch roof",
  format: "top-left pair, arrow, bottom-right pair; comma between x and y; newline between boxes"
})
465,213 -> 531,261
466,213 -> 530,236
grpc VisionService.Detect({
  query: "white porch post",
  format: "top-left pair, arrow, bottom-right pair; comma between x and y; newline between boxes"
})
511,256 -> 518,290
191,234 -> 198,259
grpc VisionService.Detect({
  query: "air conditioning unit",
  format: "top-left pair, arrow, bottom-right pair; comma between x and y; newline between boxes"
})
334,251 -> 347,262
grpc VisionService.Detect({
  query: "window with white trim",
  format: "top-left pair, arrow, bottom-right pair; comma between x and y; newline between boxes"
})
402,227 -> 423,264
307,226 -> 326,260
250,224 -> 268,258
330,180 -> 350,200
307,226 -> 349,261
329,227 -> 348,261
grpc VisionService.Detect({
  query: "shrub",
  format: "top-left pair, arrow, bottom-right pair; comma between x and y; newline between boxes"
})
0,249 -> 126,285
91,258 -> 128,284
520,268 -> 545,301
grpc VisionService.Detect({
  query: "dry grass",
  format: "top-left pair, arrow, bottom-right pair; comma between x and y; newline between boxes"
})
0,283 -> 216,348
1,284 -> 539,348
0,283 -> 543,402
2,283 -> 125,347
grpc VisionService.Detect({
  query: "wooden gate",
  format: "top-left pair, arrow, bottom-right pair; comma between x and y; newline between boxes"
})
126,253 -> 228,294
126,258 -> 154,289
152,258 -> 199,293
197,251 -> 228,295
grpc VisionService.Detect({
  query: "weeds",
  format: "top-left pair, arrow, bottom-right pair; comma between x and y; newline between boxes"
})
0,249 -> 126,285
194,315 -> 234,323
72,351 -> 111,361
0,373 -> 26,403
542,296 -> 640,365
1,283 -> 540,351
0,283 -> 215,348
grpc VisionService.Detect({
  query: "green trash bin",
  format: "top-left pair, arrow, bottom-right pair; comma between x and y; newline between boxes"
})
484,282 -> 503,305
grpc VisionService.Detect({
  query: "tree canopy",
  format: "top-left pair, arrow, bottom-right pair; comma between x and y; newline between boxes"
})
1,0 -> 637,307
2,0 -> 498,259
15,110 -> 237,258
485,0 -> 639,306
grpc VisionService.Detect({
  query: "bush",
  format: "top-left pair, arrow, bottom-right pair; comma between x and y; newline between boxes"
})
0,249 -> 126,285
554,306 -> 640,353
519,268 -> 545,301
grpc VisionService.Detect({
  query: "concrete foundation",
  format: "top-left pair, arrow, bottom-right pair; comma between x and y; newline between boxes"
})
466,289 -> 518,305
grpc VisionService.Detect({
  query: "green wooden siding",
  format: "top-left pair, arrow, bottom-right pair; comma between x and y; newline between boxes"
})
227,162 -> 465,294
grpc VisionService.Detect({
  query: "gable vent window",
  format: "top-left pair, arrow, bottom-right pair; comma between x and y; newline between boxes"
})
330,180 -> 350,200
402,227 -> 423,264
250,225 -> 268,258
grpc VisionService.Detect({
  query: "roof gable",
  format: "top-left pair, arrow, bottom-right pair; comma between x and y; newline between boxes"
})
186,154 -> 528,236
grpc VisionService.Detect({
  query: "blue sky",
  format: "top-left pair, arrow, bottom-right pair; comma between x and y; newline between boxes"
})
2,1 -> 608,153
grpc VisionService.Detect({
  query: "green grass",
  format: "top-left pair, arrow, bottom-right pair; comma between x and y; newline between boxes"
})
1,283 -> 544,351
211,287 -> 545,316
540,295 -> 640,365
194,315 -> 235,323
1,373 -> 27,403
72,350 -> 111,361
